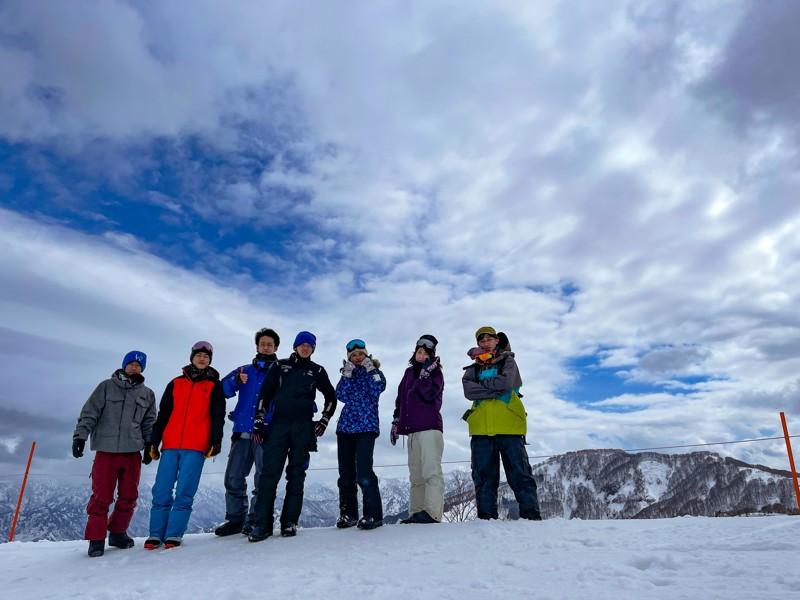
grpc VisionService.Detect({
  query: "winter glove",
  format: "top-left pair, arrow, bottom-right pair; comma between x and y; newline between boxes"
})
142,443 -> 153,465
419,356 -> 440,379
342,360 -> 355,378
205,443 -> 222,458
314,416 -> 329,437
253,415 -> 268,444
72,438 -> 85,458
149,443 -> 161,461
361,357 -> 375,372
390,419 -> 399,446
235,367 -> 248,385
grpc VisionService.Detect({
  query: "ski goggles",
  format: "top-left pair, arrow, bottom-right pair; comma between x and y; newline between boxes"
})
346,339 -> 367,352
192,341 -> 214,353
416,338 -> 436,350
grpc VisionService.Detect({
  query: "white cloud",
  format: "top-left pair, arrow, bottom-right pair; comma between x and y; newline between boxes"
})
2,1 -> 800,476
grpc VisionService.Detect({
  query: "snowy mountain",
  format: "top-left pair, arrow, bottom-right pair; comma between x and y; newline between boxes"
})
2,449 -> 796,542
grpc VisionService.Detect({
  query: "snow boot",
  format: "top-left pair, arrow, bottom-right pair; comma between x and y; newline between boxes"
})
144,537 -> 161,550
164,537 -> 182,549
108,531 -> 135,549
88,540 -> 105,558
280,522 -> 297,537
214,520 -> 244,536
247,525 -> 272,543
336,515 -> 358,529
357,517 -> 383,531
241,522 -> 253,536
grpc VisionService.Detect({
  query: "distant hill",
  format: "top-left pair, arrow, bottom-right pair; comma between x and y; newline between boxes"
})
2,450 -> 796,542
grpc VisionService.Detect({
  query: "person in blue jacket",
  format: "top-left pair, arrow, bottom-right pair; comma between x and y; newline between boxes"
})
334,339 -> 387,530
214,328 -> 280,537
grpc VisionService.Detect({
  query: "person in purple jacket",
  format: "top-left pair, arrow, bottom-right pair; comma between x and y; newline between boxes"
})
390,334 -> 444,524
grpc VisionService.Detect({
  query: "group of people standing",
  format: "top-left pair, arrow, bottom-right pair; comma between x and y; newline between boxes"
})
71,326 -> 541,557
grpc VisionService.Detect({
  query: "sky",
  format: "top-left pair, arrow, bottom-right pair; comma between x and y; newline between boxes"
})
1,0 -> 800,483
2,516 -> 799,599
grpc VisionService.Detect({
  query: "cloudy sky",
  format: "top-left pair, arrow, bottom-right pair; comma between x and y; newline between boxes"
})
1,0 -> 799,484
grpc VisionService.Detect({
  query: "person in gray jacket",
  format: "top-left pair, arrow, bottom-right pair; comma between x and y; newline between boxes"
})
72,351 -> 157,557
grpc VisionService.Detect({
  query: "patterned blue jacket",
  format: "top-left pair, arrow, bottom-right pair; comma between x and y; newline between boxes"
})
335,365 -> 386,435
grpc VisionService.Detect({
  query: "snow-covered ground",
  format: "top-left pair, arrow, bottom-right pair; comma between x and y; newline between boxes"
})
2,516 -> 799,599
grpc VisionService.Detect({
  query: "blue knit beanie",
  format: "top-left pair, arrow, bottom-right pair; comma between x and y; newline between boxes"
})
293,331 -> 317,350
122,350 -> 147,372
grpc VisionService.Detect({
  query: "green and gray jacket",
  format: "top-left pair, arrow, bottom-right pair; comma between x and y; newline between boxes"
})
462,351 -> 526,436
73,369 -> 157,453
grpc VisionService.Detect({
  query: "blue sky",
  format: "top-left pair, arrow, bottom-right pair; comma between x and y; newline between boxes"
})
1,0 -> 799,478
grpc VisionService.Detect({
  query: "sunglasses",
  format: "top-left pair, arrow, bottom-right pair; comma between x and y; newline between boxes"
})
192,341 -> 213,353
346,339 -> 367,352
416,338 -> 436,350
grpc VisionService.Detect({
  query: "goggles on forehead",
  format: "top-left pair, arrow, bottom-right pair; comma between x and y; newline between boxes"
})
416,338 -> 436,350
346,339 -> 367,352
192,341 -> 214,353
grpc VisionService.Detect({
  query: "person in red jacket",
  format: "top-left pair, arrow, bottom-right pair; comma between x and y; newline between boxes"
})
144,341 -> 225,550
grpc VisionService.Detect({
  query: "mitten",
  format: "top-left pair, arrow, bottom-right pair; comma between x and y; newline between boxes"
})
72,438 -> 85,458
419,357 -> 439,379
314,416 -> 329,437
342,360 -> 355,378
142,443 -> 153,465
361,357 -> 375,372
149,444 -> 161,461
205,443 -> 221,458
390,419 -> 399,446
253,415 -> 268,444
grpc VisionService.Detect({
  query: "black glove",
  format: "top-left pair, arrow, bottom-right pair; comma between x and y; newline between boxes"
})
72,438 -> 85,458
314,416 -> 329,437
253,415 -> 268,444
142,443 -> 153,465
205,443 -> 222,458
390,419 -> 399,446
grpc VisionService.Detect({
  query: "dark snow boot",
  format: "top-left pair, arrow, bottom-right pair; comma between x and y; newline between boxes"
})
280,522 -> 297,537
241,522 -> 253,536
336,515 -> 358,529
357,517 -> 383,531
214,520 -> 244,536
164,537 -> 182,549
247,525 -> 272,543
88,540 -> 105,557
108,531 -> 135,549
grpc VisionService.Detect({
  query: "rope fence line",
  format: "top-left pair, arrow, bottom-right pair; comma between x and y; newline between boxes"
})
1,434 -> 796,479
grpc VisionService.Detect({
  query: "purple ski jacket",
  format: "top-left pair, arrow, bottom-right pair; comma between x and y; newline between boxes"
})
392,365 -> 444,434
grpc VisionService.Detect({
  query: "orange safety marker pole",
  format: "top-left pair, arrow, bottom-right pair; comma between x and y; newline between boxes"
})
780,413 -> 800,514
8,441 -> 36,542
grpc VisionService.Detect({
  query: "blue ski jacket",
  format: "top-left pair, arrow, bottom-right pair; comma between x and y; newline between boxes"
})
222,356 -> 276,433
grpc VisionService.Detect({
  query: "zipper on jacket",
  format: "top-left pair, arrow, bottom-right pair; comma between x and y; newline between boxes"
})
178,379 -> 196,449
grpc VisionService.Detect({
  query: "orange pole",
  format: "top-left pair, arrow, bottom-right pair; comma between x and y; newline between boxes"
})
8,441 -> 36,542
780,413 -> 800,514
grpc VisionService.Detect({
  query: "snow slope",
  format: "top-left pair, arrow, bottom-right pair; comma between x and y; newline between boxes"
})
2,516 -> 799,599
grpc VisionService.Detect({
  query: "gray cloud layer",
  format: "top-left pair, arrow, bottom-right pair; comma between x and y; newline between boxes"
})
1,1 -> 799,478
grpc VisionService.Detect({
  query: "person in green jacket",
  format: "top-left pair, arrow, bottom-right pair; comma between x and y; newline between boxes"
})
462,327 -> 541,521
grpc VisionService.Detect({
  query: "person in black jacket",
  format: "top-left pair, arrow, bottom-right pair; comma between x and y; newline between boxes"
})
248,331 -> 337,541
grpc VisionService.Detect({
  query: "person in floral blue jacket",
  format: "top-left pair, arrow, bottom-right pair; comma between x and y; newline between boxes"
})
334,339 -> 387,530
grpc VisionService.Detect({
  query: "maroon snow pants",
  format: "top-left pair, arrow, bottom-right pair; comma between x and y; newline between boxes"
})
84,450 -> 142,541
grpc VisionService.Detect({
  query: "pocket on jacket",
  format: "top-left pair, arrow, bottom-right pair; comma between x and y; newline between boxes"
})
133,398 -> 150,423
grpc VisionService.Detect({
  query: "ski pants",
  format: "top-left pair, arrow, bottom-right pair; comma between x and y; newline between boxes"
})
337,432 -> 383,520
407,429 -> 444,522
252,419 -> 314,530
471,434 -> 541,520
84,450 -> 142,540
223,434 -> 263,524
149,449 -> 205,540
